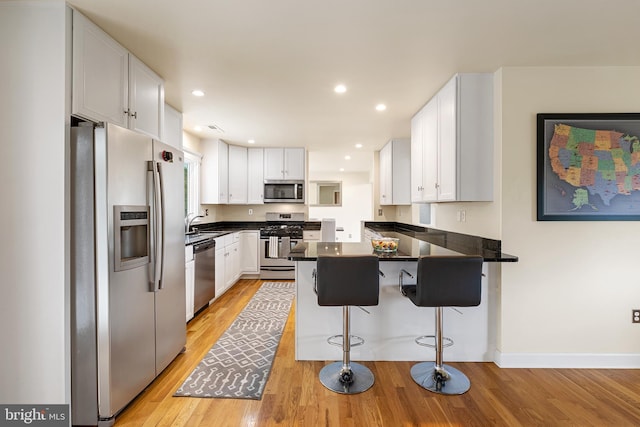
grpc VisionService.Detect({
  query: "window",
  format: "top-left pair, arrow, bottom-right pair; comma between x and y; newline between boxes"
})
184,150 -> 201,217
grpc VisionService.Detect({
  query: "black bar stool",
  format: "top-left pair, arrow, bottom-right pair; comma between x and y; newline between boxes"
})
314,255 -> 380,394
400,255 -> 483,395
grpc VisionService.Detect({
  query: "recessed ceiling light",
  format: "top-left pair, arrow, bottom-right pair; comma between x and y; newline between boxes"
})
248,139 -> 255,144
334,84 -> 347,94
339,168 -> 345,172
192,89 -> 205,97
375,104 -> 386,111
355,143 -> 363,149
345,155 -> 351,160
194,126 -> 203,132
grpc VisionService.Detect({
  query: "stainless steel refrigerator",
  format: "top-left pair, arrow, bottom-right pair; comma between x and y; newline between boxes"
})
70,122 -> 186,426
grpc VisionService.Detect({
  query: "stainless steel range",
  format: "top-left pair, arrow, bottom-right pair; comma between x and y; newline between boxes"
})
259,212 -> 305,279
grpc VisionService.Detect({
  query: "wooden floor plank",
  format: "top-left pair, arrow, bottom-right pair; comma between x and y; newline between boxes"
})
113,279 -> 640,426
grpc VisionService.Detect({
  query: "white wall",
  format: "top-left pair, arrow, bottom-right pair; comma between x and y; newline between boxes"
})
309,172 -> 373,241
498,66 -> 640,366
182,130 -> 201,154
0,1 -> 69,403
218,203 -> 309,222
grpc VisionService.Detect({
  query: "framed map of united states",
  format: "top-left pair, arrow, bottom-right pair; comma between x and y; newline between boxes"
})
537,113 -> 640,221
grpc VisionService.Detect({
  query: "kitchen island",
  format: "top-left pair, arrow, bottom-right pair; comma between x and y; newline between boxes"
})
289,229 -> 513,362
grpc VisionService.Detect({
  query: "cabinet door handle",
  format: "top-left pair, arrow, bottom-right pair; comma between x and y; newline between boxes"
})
131,111 -> 137,119
124,108 -> 130,116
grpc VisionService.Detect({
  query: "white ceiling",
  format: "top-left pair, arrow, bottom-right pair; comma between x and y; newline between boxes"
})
67,0 -> 640,171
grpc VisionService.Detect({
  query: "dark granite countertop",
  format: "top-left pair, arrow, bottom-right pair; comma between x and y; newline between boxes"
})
365,222 -> 518,262
186,220 -> 518,262
288,237 -> 463,262
288,222 -> 518,262
184,221 -> 321,245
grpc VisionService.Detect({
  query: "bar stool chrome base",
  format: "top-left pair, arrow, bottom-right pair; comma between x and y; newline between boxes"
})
410,362 -> 470,395
319,362 -> 374,394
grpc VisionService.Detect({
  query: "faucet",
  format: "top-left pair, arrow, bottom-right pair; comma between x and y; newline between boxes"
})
185,213 -> 204,233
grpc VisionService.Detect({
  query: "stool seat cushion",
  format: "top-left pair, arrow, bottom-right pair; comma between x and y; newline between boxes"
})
410,256 -> 483,308
317,255 -> 380,307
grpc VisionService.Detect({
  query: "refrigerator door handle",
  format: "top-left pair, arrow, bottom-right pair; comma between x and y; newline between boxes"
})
156,161 -> 166,289
147,160 -> 161,292
147,162 -> 156,291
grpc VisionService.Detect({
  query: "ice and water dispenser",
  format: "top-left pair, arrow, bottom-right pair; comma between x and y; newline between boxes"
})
114,205 -> 150,272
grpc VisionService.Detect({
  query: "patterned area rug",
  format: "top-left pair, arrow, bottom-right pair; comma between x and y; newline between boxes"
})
174,282 -> 295,400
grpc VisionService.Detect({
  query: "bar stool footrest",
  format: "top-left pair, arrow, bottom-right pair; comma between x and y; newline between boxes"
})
415,335 -> 453,349
327,334 -> 364,348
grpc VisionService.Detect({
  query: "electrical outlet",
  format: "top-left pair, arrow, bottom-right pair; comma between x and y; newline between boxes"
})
633,310 -> 640,323
248,208 -> 253,215
460,210 -> 466,222
378,208 -> 383,216
205,209 -> 209,216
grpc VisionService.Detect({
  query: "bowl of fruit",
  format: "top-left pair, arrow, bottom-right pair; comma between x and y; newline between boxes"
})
370,237 -> 399,252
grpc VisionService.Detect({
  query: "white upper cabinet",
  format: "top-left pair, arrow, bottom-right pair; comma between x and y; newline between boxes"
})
284,148 -> 305,180
202,144 -> 265,206
379,139 -> 411,205
264,148 -> 305,180
411,73 -> 493,202
72,10 -> 164,140
410,108 -> 424,202
128,55 -> 164,139
72,11 -> 128,127
201,139 -> 228,204
247,148 -> 264,204
162,103 -> 183,149
228,145 -> 248,204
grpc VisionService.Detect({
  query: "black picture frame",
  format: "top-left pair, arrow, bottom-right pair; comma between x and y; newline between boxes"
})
537,113 -> 640,221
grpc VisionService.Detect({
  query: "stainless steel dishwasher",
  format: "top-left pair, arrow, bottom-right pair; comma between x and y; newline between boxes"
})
193,238 -> 216,314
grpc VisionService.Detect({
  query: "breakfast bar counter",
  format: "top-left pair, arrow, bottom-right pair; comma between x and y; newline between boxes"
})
288,229 -> 509,362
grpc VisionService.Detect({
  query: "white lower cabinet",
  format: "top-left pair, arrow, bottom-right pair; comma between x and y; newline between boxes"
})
185,246 -> 195,322
214,233 -> 241,298
225,241 -> 240,288
214,244 -> 225,298
212,231 -> 260,301
240,231 -> 259,274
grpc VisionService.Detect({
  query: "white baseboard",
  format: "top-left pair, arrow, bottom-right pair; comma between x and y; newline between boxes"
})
494,351 -> 640,369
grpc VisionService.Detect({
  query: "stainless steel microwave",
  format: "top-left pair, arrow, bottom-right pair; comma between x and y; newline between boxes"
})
263,180 -> 304,203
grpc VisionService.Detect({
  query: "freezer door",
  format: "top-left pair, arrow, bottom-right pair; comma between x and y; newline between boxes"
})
97,123 -> 156,418
152,139 -> 187,374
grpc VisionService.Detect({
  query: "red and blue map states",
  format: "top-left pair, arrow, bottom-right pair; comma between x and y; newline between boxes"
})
548,123 -> 640,206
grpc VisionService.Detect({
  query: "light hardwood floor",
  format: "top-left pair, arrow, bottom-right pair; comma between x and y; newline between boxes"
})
114,279 -> 640,426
